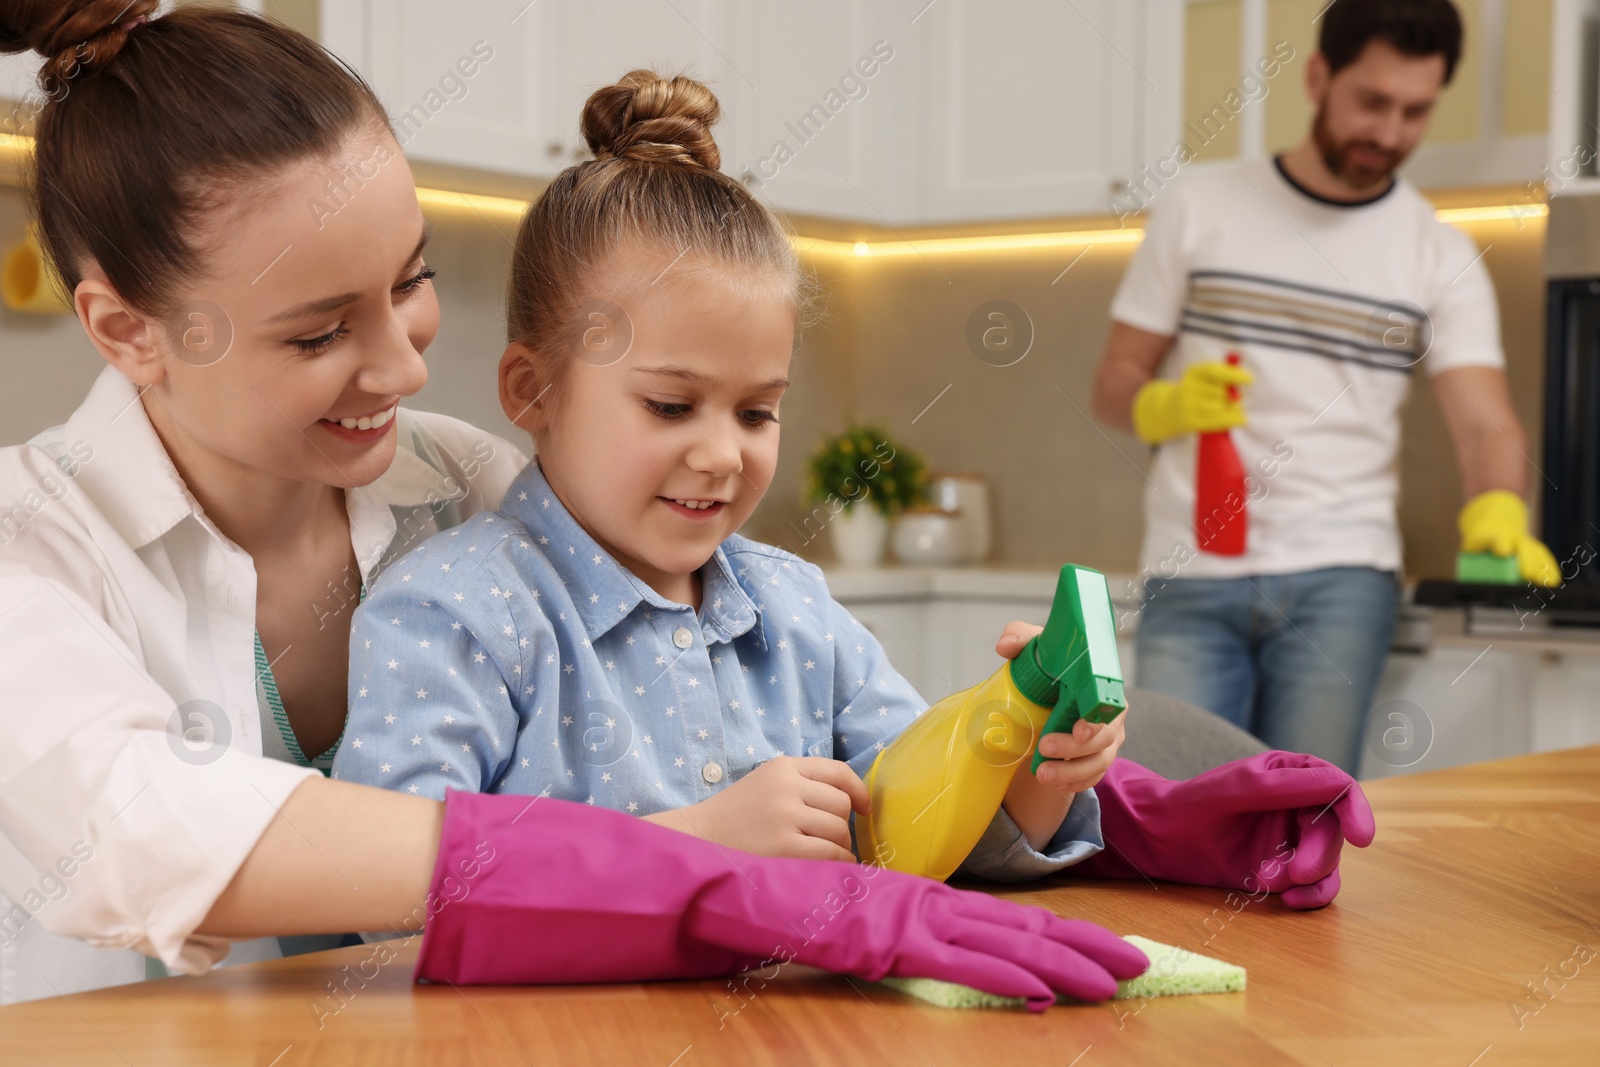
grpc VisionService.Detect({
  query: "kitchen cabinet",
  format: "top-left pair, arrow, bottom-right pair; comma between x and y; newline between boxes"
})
0,53 -> 40,116
1530,651 -> 1600,751
728,0 -> 1169,222
319,0 -> 563,180
320,0 -> 736,181
4,1 -> 1587,219
1548,0 -> 1600,186
318,0 -> 1163,222
729,0 -> 1169,224
1357,644 -> 1536,780
914,0 -> 1159,223
722,1 -> 918,221
1359,639 -> 1600,780
5,0 -> 1168,221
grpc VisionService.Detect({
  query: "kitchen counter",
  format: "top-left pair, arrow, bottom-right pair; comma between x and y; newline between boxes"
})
818,562 -> 1137,604
1425,605 -> 1600,656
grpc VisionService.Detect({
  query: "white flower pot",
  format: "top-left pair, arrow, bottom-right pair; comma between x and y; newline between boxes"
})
831,505 -> 889,567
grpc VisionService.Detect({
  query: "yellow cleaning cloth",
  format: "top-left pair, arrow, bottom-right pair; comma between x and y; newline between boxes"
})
880,935 -> 1245,1009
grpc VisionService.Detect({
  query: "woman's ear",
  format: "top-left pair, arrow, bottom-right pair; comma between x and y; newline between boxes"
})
499,342 -> 551,435
75,275 -> 170,386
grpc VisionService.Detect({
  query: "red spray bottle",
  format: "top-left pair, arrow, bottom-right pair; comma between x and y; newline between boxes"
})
1194,352 -> 1247,555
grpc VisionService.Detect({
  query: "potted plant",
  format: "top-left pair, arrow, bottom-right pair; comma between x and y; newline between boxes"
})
803,422 -> 928,567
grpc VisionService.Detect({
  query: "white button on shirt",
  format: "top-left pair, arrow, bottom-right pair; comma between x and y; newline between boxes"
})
0,367 -> 524,1004
673,627 -> 694,649
701,762 -> 724,785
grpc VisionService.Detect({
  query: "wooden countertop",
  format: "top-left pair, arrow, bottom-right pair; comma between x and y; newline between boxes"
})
7,746 -> 1600,1065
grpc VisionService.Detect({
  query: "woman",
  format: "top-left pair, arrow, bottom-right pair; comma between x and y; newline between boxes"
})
0,2 -> 1143,1008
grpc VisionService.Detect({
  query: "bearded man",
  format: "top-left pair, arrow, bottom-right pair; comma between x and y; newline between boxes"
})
1092,0 -> 1557,772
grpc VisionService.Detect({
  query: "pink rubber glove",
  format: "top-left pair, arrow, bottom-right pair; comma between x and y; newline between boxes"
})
1075,752 -> 1375,910
415,790 -> 1148,1010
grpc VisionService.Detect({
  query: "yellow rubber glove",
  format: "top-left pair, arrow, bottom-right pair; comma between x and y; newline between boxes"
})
1459,490 -> 1560,587
1131,360 -> 1254,446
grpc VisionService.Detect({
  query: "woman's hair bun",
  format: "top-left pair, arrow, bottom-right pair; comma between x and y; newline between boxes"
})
581,69 -> 721,170
0,0 -> 160,93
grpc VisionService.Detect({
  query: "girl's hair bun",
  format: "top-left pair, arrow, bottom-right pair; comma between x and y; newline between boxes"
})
581,69 -> 721,170
0,0 -> 160,94
508,65 -> 809,388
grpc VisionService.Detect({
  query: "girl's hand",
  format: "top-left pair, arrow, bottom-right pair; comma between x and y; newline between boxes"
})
1036,710 -> 1126,794
648,756 -> 870,863
994,621 -> 1127,795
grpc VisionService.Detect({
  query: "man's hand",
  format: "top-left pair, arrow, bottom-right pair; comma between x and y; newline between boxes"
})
645,756 -> 869,863
1459,489 -> 1560,587
1434,367 -> 1555,585
1077,752 -> 1376,910
1130,361 -> 1253,445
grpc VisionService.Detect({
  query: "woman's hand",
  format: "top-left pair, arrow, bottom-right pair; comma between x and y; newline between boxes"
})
995,622 -> 1126,795
644,756 -> 869,863
1076,752 -> 1375,909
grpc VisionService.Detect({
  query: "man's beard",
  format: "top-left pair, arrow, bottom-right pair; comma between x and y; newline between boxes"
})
1312,105 -> 1406,190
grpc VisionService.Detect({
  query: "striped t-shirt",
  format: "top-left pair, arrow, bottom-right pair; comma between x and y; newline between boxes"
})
1111,156 -> 1503,579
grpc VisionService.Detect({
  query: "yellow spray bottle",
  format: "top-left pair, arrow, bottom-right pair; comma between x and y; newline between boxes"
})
857,564 -> 1126,881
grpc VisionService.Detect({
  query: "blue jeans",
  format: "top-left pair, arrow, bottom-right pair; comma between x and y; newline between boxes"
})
1133,567 -> 1399,774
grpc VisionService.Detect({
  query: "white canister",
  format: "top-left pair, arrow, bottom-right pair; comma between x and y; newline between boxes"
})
930,472 -> 992,562
892,507 -> 965,566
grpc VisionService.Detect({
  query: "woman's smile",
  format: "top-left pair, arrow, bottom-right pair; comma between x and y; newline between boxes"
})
319,402 -> 398,443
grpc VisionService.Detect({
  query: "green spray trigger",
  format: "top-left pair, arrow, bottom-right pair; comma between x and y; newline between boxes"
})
1007,565 -> 1127,774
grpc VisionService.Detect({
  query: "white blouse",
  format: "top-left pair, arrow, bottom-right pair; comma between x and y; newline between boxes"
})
0,366 -> 525,1003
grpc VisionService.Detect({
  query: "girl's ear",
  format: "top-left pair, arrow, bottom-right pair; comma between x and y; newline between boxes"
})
75,276 -> 170,387
499,342 -> 552,435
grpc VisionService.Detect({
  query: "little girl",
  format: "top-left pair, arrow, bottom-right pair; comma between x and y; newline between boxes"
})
336,71 -> 1371,907
332,70 -> 1114,879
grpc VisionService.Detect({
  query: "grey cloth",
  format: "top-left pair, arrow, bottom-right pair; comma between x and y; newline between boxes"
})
1115,686 -> 1269,780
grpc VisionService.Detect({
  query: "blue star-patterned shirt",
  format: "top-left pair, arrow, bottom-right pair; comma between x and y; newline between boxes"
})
332,460 -> 1103,880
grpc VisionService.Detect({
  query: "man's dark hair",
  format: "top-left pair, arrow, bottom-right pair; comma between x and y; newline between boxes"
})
1320,0 -> 1464,84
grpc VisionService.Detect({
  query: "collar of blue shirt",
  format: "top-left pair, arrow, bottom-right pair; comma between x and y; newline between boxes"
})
498,459 -> 766,649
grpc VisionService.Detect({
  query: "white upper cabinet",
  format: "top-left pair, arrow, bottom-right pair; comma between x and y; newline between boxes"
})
722,0 -> 920,222
0,54 -> 40,110
323,1 -> 747,181
10,0 -> 1587,220
912,0 -> 1151,222
320,0 -> 1160,222
323,0 -> 567,179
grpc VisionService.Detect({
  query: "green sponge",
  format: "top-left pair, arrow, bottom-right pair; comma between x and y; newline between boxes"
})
879,935 -> 1245,1009
1457,551 -> 1521,584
